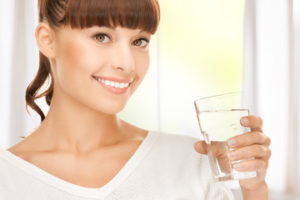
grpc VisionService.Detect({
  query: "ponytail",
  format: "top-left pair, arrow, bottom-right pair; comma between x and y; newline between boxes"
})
25,52 -> 53,122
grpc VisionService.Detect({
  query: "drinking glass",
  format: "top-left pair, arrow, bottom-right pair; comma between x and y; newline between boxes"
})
194,92 -> 257,181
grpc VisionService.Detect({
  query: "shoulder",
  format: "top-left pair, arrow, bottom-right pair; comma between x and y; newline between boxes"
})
148,132 -> 234,199
148,131 -> 204,164
152,131 -> 200,143
0,148 -> 46,198
0,148 -> 21,188
0,148 -> 20,172
151,131 -> 200,153
0,148 -> 12,168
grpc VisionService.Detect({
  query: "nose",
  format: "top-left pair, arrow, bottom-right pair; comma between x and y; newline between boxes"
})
111,41 -> 135,73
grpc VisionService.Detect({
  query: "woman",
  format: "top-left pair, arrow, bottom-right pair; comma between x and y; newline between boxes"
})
0,0 -> 271,199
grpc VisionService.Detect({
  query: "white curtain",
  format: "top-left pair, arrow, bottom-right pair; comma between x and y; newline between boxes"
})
289,0 -> 300,193
243,0 -> 300,197
0,0 -> 39,148
0,1 -> 14,148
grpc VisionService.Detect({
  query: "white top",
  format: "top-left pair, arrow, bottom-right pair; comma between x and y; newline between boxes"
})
0,131 -> 234,200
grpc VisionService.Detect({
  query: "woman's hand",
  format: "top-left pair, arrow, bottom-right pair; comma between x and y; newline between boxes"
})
194,115 -> 271,199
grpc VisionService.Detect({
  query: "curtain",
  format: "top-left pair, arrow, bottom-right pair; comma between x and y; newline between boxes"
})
0,1 -> 14,148
243,0 -> 300,196
0,0 -> 39,149
288,0 -> 300,193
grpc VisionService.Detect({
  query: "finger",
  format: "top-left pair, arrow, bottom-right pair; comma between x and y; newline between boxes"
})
265,148 -> 272,161
265,136 -> 271,147
227,131 -> 268,148
240,115 -> 263,132
232,159 -> 267,172
228,145 -> 270,161
194,141 -> 207,154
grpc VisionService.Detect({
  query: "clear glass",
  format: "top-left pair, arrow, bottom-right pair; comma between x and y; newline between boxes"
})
194,92 -> 257,181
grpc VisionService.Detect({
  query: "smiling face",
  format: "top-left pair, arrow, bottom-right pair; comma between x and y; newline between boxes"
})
50,25 -> 152,114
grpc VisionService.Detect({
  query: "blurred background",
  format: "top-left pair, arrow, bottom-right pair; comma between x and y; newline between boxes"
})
0,0 -> 299,199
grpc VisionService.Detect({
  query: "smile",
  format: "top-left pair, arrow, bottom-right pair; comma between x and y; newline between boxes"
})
93,76 -> 132,94
95,77 -> 130,88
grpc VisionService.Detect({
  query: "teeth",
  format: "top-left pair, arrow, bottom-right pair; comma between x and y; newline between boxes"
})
96,78 -> 130,89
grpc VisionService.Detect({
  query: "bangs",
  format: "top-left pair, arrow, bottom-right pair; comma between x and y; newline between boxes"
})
61,0 -> 160,34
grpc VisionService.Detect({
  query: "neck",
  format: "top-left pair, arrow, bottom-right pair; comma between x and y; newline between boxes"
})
32,88 -> 127,154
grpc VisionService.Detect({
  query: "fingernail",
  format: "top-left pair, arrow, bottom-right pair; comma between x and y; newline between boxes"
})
241,117 -> 248,125
227,139 -> 236,147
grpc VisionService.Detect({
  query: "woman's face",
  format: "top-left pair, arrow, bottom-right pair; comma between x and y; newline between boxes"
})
51,25 -> 152,114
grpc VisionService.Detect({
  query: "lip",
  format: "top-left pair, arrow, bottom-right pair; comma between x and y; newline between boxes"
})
92,76 -> 132,95
92,75 -> 133,83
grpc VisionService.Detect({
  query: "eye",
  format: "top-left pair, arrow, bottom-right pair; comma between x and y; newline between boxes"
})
93,33 -> 110,43
133,38 -> 149,48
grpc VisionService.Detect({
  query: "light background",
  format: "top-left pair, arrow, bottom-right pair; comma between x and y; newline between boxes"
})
119,0 -> 244,138
1,0 -> 299,199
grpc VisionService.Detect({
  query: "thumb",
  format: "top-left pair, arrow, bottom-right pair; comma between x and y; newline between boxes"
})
194,140 -> 208,154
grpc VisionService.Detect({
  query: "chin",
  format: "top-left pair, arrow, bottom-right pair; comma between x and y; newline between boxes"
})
94,101 -> 128,115
99,107 -> 125,115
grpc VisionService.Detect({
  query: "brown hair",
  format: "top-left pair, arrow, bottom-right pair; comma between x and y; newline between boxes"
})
25,0 -> 160,123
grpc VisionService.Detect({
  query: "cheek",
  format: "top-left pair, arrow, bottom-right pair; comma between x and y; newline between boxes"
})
59,42 -> 93,75
134,51 -> 150,79
55,39 -> 103,88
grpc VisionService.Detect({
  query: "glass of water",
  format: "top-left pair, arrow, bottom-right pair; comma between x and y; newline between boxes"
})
194,92 -> 257,182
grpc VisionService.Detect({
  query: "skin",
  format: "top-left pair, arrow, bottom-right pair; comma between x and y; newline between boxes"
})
194,115 -> 271,200
8,22 -> 271,198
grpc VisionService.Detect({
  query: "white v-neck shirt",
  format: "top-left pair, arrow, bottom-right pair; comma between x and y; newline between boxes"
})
0,131 -> 234,200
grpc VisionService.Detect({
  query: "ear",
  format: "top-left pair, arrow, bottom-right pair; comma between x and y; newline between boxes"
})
35,23 -> 56,58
